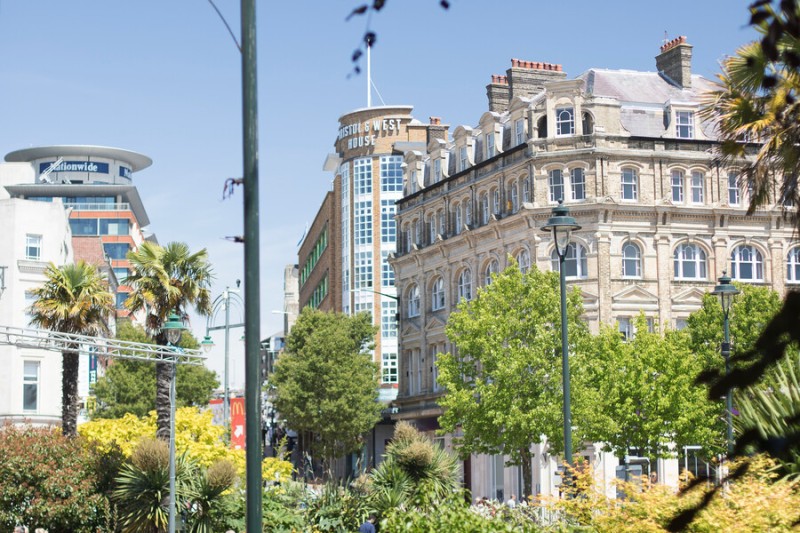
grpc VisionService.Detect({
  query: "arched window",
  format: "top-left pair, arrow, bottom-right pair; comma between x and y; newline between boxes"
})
691,171 -> 705,204
437,209 -> 445,236
454,203 -> 463,235
673,243 -> 707,280
480,193 -> 490,225
510,181 -> 519,213
485,259 -> 499,286
428,214 -> 436,245
622,242 -> 642,278
787,248 -> 800,283
492,188 -> 501,216
671,170 -> 684,203
407,284 -> 420,317
516,249 -> 531,274
551,243 -> 588,279
549,169 -> 564,203
621,168 -> 638,201
465,200 -> 472,227
582,112 -> 594,134
431,277 -> 446,311
730,245 -> 763,281
571,168 -> 586,200
522,178 -> 531,203
457,269 -> 473,301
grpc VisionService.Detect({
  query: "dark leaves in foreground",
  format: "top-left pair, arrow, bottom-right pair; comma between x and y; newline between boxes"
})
347,0 -> 450,75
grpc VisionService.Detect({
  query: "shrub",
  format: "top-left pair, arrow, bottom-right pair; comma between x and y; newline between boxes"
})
0,425 -> 106,532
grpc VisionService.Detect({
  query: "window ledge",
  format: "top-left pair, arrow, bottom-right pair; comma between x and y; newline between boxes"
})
17,260 -> 47,274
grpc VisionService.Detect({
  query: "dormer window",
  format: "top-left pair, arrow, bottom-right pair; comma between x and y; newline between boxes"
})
676,110 -> 694,139
515,119 -> 525,145
459,146 -> 468,172
434,159 -> 442,183
485,133 -> 495,159
410,170 -> 418,194
556,107 -> 575,136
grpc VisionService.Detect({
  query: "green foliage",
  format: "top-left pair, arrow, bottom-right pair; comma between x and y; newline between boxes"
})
0,426 -> 107,532
367,422 -> 462,517
112,438 -> 239,532
304,482 -> 370,532
437,262 -> 593,489
272,307 -> 383,463
93,322 -> 219,419
588,315 -> 724,459
29,260 -> 114,437
687,284 -> 781,371
736,348 -> 800,478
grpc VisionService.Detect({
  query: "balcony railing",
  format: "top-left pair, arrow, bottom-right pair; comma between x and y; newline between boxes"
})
66,202 -> 131,211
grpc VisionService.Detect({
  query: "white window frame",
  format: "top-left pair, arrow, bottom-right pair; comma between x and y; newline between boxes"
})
408,284 -> 421,317
671,170 -> 684,203
673,243 -> 707,280
510,181 -> 519,213
730,244 -> 764,282
691,171 -> 705,204
454,204 -> 463,235
618,317 -> 634,342
549,169 -> 564,203
675,110 -> 695,139
381,352 -> 398,384
571,168 -> 586,201
788,248 -> 800,283
515,118 -> 525,145
459,146 -> 468,172
622,242 -> 642,278
465,200 -> 472,227
485,259 -> 499,286
428,214 -> 436,244
25,234 -> 42,261
457,269 -> 473,302
434,158 -> 442,183
621,168 -> 638,201
728,172 -> 740,206
492,189 -> 501,215
480,193 -> 490,225
522,178 -> 531,203
485,132 -> 495,159
516,249 -> 531,274
432,277 -> 446,311
23,360 -> 39,412
556,107 -> 575,136
551,243 -> 589,279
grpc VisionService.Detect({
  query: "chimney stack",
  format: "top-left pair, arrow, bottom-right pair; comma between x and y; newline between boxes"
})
656,36 -> 693,89
427,116 -> 449,144
506,59 -> 567,101
486,75 -> 510,113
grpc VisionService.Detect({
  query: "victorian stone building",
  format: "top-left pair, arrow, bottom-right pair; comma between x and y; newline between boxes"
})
390,38 -> 795,500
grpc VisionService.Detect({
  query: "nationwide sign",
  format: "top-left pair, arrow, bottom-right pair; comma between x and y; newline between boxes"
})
38,161 -> 110,174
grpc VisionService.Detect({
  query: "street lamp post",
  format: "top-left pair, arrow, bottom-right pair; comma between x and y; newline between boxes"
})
542,201 -> 581,469
203,286 -> 244,430
161,311 -> 186,533
711,271 -> 740,456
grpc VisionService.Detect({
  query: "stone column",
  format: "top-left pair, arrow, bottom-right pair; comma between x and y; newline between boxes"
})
596,231 -> 612,326
655,233 -> 672,325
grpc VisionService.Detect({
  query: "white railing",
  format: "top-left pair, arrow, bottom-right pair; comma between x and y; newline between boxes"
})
66,202 -> 131,211
0,325 -> 204,365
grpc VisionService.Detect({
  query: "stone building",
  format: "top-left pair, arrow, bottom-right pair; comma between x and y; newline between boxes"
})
390,38 -> 794,499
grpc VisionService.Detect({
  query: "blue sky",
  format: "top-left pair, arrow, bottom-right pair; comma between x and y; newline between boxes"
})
0,1 -> 758,387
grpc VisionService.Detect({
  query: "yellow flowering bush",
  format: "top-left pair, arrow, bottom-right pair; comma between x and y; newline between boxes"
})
78,407 -> 292,480
541,455 -> 800,532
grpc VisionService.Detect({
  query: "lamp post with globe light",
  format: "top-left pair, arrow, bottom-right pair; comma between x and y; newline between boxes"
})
161,311 -> 185,533
711,272 -> 740,456
541,201 -> 581,469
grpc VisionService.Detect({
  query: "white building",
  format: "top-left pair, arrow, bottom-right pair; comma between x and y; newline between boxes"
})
0,183 -> 73,425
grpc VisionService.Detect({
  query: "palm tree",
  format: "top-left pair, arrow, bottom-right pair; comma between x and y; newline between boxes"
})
124,241 -> 213,441
29,261 -> 114,437
703,6 -> 800,227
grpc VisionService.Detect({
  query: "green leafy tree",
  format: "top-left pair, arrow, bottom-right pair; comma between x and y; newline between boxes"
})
272,307 -> 382,468
93,322 -> 219,419
124,241 -> 213,441
436,263 -> 594,498
588,316 -> 723,460
29,260 -> 114,437
686,283 -> 781,371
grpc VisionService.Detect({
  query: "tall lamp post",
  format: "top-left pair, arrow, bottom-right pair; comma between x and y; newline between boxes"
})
542,201 -> 581,469
161,311 -> 186,533
201,286 -> 244,429
711,272 -> 740,456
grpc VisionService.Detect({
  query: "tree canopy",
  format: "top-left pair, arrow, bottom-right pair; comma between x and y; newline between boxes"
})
587,316 -> 723,459
93,321 -> 219,419
271,308 -> 383,465
436,262 -> 596,496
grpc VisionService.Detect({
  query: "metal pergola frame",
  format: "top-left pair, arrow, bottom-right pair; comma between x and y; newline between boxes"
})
0,323 -> 204,533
